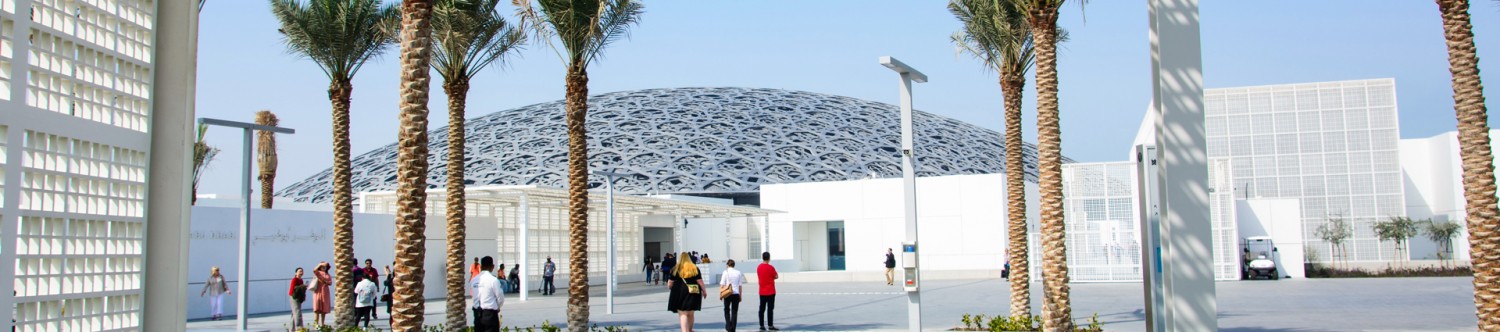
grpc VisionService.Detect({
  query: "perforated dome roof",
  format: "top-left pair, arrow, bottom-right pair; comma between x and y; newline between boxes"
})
278,87 -> 1060,203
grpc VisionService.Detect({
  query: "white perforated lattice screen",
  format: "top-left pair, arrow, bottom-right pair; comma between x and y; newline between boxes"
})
1205,78 -> 1404,263
1,0 -> 155,330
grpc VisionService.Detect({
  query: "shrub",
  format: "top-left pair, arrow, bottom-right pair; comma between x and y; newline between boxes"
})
1304,263 -> 1472,278
955,313 -> 1101,331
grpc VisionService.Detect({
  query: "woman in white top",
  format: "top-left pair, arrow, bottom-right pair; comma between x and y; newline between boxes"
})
200,266 -> 231,320
720,259 -> 745,332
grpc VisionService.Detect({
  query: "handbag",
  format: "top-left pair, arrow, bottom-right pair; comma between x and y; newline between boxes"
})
686,284 -> 700,294
309,278 -> 321,289
718,285 -> 733,300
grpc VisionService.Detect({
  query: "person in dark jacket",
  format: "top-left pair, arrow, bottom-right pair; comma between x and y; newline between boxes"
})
884,248 -> 897,286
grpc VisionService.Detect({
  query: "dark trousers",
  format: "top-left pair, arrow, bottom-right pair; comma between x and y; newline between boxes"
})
543,276 -> 555,295
354,306 -> 373,327
758,295 -> 776,328
472,308 -> 500,332
723,294 -> 741,331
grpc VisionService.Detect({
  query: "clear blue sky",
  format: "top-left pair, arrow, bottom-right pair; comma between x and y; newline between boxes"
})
193,0 -> 1500,198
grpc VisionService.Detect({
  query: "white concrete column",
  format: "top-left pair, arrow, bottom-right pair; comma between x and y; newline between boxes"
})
143,0 -> 199,330
1149,0 -> 1216,331
518,194 -> 529,302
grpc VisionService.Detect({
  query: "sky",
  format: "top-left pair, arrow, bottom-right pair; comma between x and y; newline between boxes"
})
193,0 -> 1500,198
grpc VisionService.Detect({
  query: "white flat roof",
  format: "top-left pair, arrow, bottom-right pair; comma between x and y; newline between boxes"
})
359,185 -> 780,218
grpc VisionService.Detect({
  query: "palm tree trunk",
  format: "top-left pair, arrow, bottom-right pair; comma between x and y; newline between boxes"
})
392,0 -> 436,330
329,79 -> 358,329
443,79 -> 471,332
1436,0 -> 1500,328
564,61 -> 593,332
256,111 -> 279,209
1001,76 -> 1031,319
1031,17 -> 1074,331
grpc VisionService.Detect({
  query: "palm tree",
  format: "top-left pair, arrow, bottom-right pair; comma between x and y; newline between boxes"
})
514,0 -> 643,329
270,0 -> 397,327
1437,0 -> 1499,328
949,0 -> 1034,319
389,0 -> 439,329
1012,0 -> 1080,329
430,0 -> 525,329
254,110 -> 280,209
192,123 -> 220,205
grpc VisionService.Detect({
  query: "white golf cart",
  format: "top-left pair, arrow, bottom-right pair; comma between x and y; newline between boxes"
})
1240,236 -> 1281,280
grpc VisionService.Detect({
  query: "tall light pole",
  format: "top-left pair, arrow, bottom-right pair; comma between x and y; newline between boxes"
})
591,170 -> 630,314
879,56 -> 926,332
198,117 -> 294,332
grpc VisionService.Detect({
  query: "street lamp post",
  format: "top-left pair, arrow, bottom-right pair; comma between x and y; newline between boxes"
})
591,170 -> 631,315
879,56 -> 927,332
198,117 -> 294,332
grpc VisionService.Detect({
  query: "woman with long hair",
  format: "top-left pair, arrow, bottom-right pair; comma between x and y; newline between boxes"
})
667,252 -> 708,332
311,261 -> 333,326
199,266 -> 230,320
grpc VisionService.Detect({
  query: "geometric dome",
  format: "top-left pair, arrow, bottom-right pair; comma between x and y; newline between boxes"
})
277,87 -> 1062,203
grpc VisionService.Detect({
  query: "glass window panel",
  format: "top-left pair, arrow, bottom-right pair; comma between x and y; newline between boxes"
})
1322,110 -> 1345,130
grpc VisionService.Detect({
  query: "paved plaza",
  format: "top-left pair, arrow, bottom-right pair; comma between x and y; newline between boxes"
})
187,276 -> 1479,331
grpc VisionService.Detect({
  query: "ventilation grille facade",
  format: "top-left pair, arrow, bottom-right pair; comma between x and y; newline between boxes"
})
1205,78 -> 1403,263
0,0 -> 155,330
279,87 -> 1061,203
1060,161 -> 1238,282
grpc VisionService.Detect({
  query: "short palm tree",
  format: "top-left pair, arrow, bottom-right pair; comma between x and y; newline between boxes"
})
192,124 -> 220,205
270,0 -> 397,327
1437,0 -> 1499,328
949,0 -> 1034,319
388,0 -> 440,330
1012,0 -> 1080,329
514,0 -> 643,329
254,110 -> 280,209
430,0 -> 525,329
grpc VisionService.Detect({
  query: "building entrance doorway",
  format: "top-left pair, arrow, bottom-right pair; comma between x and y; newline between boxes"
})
828,221 -> 846,270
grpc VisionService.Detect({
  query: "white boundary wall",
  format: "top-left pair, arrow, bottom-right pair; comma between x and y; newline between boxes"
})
760,173 -> 1040,276
186,207 -> 496,321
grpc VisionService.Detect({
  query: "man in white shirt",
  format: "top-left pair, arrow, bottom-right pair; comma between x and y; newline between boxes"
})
353,275 -> 377,328
720,259 -> 745,332
470,256 -> 504,332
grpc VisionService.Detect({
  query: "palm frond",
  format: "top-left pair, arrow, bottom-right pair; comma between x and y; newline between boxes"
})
433,0 -> 528,81
950,0 -> 1034,79
518,0 -> 642,67
270,0 -> 399,81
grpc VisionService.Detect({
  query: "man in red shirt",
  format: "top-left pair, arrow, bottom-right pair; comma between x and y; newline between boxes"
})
756,252 -> 779,331
362,259 -> 380,319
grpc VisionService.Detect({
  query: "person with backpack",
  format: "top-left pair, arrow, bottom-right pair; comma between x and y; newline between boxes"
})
288,267 -> 307,328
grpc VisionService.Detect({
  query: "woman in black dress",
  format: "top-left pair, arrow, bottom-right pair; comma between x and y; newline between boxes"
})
667,252 -> 708,332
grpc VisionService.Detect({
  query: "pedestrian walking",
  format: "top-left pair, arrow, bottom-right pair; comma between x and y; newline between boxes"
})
354,274 -> 378,328
884,248 -> 897,286
363,259 -> 380,320
661,253 -> 676,286
720,259 -> 745,332
311,262 -> 333,327
471,256 -> 504,332
644,256 -> 656,285
383,265 -> 394,326
288,267 -> 307,328
200,266 -> 230,320
757,252 -> 780,331
543,257 -> 557,295
667,252 -> 707,332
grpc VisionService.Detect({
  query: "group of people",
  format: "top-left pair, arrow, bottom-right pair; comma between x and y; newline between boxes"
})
468,256 -> 558,295
277,259 -> 392,329
664,251 -> 779,332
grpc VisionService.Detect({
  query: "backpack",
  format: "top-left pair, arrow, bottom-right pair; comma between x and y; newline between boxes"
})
292,284 -> 307,302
